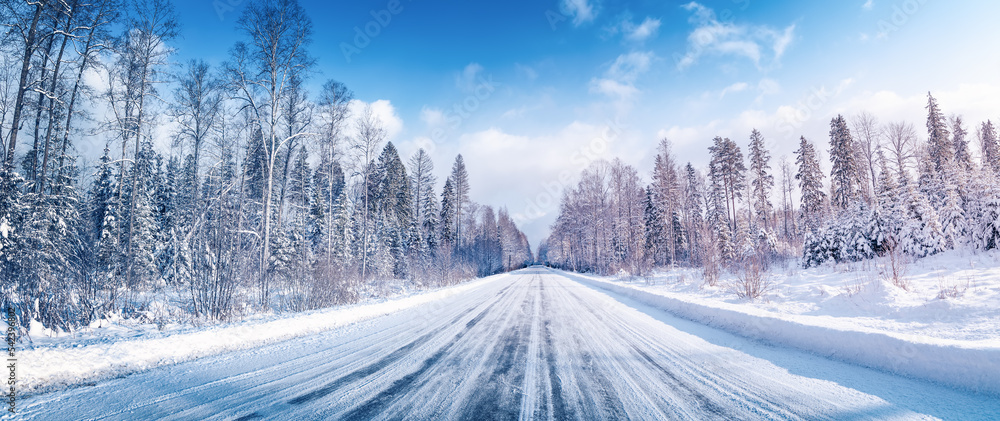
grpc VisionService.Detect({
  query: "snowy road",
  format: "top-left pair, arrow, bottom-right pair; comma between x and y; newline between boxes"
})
16,267 -> 1000,420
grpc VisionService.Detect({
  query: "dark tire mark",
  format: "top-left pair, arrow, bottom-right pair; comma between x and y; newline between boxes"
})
460,278 -> 535,420
340,297 -> 505,420
538,279 -> 573,421
630,345 -> 730,418
559,282 -> 731,418
286,301 -> 487,406
231,412 -> 261,421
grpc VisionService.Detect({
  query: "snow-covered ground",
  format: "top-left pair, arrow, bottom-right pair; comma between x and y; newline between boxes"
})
14,268 -> 999,420
4,275 -> 504,396
565,249 -> 1000,394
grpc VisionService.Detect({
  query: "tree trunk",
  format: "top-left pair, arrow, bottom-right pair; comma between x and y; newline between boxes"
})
4,4 -> 44,172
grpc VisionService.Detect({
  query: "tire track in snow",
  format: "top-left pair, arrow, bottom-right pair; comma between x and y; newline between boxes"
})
19,268 -> 991,420
337,285 -> 513,420
459,276 -> 535,420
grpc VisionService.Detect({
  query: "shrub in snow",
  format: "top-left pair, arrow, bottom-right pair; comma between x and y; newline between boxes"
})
733,255 -> 771,300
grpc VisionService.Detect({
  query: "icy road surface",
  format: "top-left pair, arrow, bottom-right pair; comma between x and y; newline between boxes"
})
16,267 -> 1000,420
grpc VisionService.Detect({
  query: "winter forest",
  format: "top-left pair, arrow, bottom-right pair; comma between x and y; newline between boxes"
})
0,0 -> 532,332
540,92 -> 1000,291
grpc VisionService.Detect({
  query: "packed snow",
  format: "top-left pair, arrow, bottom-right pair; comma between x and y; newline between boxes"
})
3,275 -> 503,396
564,249 -> 1000,395
11,268 -> 999,420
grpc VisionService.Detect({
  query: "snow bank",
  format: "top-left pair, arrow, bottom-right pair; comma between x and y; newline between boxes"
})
12,275 -> 503,395
560,269 -> 1000,396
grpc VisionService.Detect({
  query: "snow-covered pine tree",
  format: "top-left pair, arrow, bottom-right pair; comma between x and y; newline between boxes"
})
650,139 -> 679,266
795,136 -> 827,234
373,142 -> 414,278
682,163 -> 704,265
980,120 -> 999,174
154,154 -> 178,284
951,115 -> 972,171
939,183 -> 967,249
122,141 -> 162,289
965,169 -> 1000,250
408,148 -> 437,263
449,154 -> 471,247
925,92 -> 953,173
440,177 -> 455,247
643,186 -> 664,265
829,114 -> 860,211
708,136 -> 746,235
748,129 -> 774,232
897,182 -> 946,258
706,162 -> 735,264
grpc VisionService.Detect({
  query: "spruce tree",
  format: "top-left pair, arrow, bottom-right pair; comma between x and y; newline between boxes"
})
925,92 -> 952,173
795,136 -> 827,234
449,155 -> 471,246
829,114 -> 859,211
981,120 -> 999,173
748,129 -> 774,230
951,115 -> 972,171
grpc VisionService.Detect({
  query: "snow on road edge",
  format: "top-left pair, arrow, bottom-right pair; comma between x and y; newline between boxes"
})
17,274 -> 506,396
557,269 -> 1000,396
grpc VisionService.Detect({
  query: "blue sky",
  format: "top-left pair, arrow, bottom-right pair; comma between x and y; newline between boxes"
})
169,0 -> 1000,247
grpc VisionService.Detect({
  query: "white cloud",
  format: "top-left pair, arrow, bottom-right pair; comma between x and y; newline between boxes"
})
420,107 -> 446,127
589,51 -> 653,102
346,99 -> 404,142
607,51 -> 652,82
627,17 -> 661,41
610,16 -> 661,42
719,82 -> 749,98
589,78 -> 638,99
561,0 -> 595,26
452,120 -> 637,245
455,63 -> 484,93
677,2 -> 796,70
862,0 -> 874,11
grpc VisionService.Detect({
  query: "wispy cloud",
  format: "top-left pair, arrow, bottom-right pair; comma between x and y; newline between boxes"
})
609,16 -> 662,42
862,0 -> 874,11
455,63 -> 484,93
627,17 -> 661,41
718,82 -> 749,98
677,2 -> 796,70
561,0 -> 596,26
589,51 -> 653,107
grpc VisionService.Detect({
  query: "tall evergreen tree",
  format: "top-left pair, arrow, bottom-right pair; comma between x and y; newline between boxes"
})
795,136 -> 827,234
829,114 -> 860,210
925,92 -> 952,173
951,115 -> 972,171
708,136 -> 746,234
408,149 -> 438,259
449,154 -> 471,247
748,129 -> 773,230
981,120 -> 1000,173
440,177 -> 455,247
